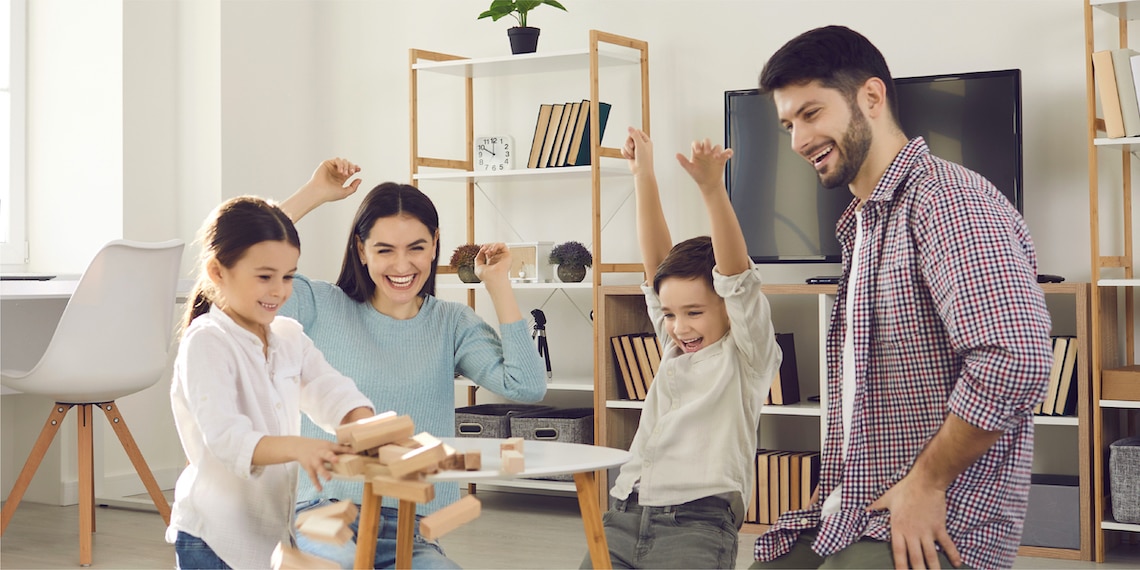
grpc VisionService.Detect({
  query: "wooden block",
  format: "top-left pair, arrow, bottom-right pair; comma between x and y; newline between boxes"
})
298,516 -> 353,545
419,496 -> 482,540
330,454 -> 367,477
1103,365 -> 1140,401
501,450 -> 524,474
350,415 -> 416,453
501,437 -> 524,453
376,444 -> 417,465
370,474 -> 435,503
364,461 -> 392,479
335,411 -> 396,444
387,440 -> 446,478
271,541 -> 339,569
412,432 -> 443,448
295,500 -> 358,527
464,450 -> 482,471
439,444 -> 465,471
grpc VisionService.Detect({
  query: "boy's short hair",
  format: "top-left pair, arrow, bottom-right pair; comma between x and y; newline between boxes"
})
653,236 -> 715,294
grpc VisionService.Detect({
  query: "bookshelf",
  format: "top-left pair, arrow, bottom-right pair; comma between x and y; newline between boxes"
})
409,31 -> 650,494
595,283 -> 1093,556
1085,1 -> 1140,563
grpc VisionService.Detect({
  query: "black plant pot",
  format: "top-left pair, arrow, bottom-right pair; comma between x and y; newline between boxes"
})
508,26 -> 541,55
457,265 -> 481,283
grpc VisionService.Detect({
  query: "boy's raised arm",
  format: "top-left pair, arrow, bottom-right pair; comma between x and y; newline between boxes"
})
676,139 -> 748,276
623,127 -> 673,280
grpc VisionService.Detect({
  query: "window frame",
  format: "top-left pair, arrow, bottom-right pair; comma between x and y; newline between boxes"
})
1,0 -> 27,268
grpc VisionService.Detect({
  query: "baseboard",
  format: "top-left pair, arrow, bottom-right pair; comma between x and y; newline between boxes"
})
59,466 -> 182,506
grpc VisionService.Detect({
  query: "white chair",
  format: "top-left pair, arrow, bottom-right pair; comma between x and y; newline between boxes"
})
0,239 -> 185,566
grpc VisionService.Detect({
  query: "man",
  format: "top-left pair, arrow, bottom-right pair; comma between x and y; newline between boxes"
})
750,25 -> 1053,570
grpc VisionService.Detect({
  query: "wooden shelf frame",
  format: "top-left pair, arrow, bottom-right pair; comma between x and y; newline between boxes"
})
1085,1 -> 1140,562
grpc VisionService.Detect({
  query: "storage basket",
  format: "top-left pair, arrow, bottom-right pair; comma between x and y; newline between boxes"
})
453,403 -> 554,439
509,407 -> 595,481
1110,436 -> 1140,524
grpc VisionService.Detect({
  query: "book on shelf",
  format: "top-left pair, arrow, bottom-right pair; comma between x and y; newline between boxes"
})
1037,336 -> 1068,415
631,333 -> 656,391
555,101 -> 585,166
1114,49 -> 1140,137
754,450 -> 772,524
642,333 -> 662,379
538,103 -> 566,168
778,452 -> 793,514
611,336 -> 638,401
619,334 -> 648,400
546,101 -> 577,167
568,101 -> 613,166
800,452 -> 820,507
1051,336 -> 1079,416
1093,49 -> 1128,139
767,451 -> 789,525
527,103 -> 555,168
766,333 -> 801,405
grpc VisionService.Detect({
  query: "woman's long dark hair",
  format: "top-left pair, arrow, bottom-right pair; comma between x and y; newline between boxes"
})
182,196 -> 300,330
335,182 -> 440,303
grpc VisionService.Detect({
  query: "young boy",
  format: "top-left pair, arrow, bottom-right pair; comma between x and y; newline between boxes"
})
581,128 -> 782,569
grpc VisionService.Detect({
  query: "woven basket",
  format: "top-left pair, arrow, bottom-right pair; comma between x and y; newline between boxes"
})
453,403 -> 554,439
509,407 -> 595,481
1110,436 -> 1140,523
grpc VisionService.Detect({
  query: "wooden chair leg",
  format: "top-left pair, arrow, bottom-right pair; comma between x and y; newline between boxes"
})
355,483 -> 381,570
0,404 -> 73,535
396,500 -> 416,569
78,404 -> 95,566
98,402 -> 172,524
574,470 -> 612,570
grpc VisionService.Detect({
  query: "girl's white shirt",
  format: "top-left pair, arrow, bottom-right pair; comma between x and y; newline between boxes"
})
165,305 -> 373,570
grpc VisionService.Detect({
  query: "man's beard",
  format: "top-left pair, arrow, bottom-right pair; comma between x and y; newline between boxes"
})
820,105 -> 872,189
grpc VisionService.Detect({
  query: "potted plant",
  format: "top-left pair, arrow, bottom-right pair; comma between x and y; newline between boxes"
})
478,0 -> 568,55
449,244 -> 483,283
549,240 -> 592,282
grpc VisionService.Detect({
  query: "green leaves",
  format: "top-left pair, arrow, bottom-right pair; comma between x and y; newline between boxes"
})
478,0 -> 568,28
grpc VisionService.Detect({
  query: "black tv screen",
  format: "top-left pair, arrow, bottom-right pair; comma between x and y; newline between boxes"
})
725,69 -> 1023,263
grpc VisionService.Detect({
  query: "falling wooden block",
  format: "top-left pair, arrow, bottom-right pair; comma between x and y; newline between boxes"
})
376,444 -> 417,465
298,516 -> 353,545
419,496 -> 482,540
330,454 -> 367,477
412,432 -> 443,448
364,461 -> 392,479
271,541 -> 339,569
295,500 -> 358,527
387,439 -> 446,479
464,450 -> 482,471
500,437 -> 524,453
439,444 -> 464,471
349,415 -> 416,453
501,450 -> 524,474
370,474 -> 435,503
335,411 -> 396,444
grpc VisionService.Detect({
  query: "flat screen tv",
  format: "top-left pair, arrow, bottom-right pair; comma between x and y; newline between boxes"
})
725,69 -> 1023,263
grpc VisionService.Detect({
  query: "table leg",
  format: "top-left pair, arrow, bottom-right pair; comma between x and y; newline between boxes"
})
574,470 -> 611,570
356,483 -> 381,570
396,499 -> 416,569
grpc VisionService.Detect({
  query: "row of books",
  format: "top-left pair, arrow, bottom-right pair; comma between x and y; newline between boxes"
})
526,100 -> 612,169
1092,48 -> 1140,138
610,333 -> 661,401
1034,336 -> 1079,417
746,449 -> 820,525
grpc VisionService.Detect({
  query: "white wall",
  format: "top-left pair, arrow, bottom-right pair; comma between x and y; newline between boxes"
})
3,0 -> 1121,504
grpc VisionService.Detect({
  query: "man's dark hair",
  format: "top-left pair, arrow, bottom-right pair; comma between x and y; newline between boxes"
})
653,236 -> 715,295
758,25 -> 900,125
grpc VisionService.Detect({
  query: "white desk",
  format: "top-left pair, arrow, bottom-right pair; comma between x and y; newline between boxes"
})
349,437 -> 631,570
0,277 -> 195,301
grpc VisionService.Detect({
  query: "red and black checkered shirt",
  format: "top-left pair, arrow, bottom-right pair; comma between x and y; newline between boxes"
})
755,138 -> 1053,569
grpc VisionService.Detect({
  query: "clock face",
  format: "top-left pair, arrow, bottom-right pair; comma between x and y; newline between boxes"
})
475,135 -> 513,172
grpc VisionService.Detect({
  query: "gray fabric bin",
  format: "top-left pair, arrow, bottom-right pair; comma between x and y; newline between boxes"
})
454,403 -> 554,439
1111,436 -> 1140,524
509,407 -> 595,481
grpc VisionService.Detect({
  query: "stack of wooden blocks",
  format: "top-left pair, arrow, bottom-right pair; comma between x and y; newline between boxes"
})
272,411 -> 509,569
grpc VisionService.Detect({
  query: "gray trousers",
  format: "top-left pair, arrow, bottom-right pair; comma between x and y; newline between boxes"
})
580,494 -> 738,569
748,529 -> 970,570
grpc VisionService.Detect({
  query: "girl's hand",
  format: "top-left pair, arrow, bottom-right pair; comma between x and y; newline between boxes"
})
303,157 -> 363,205
622,127 -> 655,177
474,242 -> 512,284
676,139 -> 733,192
293,437 -> 355,492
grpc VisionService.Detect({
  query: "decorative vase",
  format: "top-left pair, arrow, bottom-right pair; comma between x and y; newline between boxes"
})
557,263 -> 587,283
507,26 -> 540,55
457,265 -> 481,283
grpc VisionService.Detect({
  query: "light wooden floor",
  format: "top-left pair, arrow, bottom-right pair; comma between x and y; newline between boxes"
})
1,490 -> 1137,569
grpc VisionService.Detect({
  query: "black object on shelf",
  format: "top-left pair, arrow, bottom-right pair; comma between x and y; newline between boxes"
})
532,308 -> 552,379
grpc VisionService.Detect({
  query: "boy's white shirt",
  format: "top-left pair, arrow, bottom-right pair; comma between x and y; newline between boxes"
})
166,305 -> 373,570
611,262 -> 781,524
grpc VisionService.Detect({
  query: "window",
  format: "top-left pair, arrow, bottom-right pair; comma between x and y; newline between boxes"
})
1,0 -> 26,267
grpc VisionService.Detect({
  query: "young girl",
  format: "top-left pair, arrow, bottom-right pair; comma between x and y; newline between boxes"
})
278,161 -> 546,568
166,196 -> 375,570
